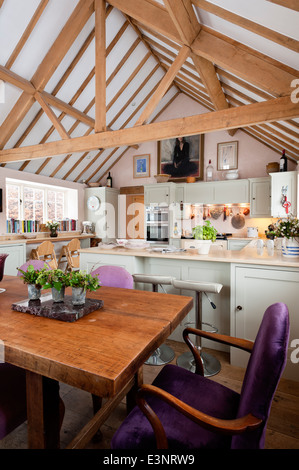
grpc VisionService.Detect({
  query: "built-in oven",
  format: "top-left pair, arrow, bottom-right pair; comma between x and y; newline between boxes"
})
146,205 -> 169,243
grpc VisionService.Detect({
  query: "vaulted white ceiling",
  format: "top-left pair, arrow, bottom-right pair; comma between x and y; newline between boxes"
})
0,0 -> 298,183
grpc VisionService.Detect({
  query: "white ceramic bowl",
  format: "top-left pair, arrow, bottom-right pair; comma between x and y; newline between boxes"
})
225,170 -> 239,180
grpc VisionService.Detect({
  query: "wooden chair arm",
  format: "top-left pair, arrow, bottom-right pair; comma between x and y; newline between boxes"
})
137,384 -> 262,449
182,327 -> 254,376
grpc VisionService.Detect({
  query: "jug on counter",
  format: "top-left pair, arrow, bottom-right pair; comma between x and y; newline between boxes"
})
247,227 -> 258,238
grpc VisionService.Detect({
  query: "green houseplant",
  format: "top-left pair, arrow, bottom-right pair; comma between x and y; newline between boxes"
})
192,220 -> 218,254
46,220 -> 60,237
68,270 -> 100,305
273,216 -> 299,258
36,268 -> 68,302
17,264 -> 48,300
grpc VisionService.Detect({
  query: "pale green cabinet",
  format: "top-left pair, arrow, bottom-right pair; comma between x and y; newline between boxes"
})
230,264 -> 299,381
249,177 -> 271,217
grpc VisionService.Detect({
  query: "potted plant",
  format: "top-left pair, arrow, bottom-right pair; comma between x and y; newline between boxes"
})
36,268 -> 68,302
68,270 -> 100,305
192,220 -> 218,254
17,264 -> 48,300
273,215 -> 299,258
46,220 -> 60,238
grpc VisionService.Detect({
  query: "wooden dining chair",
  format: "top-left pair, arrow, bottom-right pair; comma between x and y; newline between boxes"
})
58,238 -> 80,272
111,302 -> 290,450
30,241 -> 58,269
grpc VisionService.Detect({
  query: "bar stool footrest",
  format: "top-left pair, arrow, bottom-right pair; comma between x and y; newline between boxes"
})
176,350 -> 221,377
145,344 -> 175,366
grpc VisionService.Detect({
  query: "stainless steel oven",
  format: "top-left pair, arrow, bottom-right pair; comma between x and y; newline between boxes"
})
145,205 -> 169,243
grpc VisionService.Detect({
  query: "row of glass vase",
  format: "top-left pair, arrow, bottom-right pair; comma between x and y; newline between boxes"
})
28,283 -> 86,305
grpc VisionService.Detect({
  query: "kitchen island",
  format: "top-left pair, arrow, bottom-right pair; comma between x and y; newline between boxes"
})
79,244 -> 299,381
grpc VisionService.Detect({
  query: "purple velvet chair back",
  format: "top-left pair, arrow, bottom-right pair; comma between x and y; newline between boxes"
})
91,265 -> 134,289
17,259 -> 50,275
0,254 -> 8,282
231,302 -> 289,449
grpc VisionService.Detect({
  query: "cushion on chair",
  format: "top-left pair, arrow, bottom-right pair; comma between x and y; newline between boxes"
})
231,302 -> 289,449
0,363 -> 27,440
111,364 -> 240,450
91,266 -> 134,289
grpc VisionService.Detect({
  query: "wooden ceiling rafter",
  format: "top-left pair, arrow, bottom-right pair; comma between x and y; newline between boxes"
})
106,0 -> 297,97
141,28 -> 298,153
163,0 -> 236,136
192,0 -> 299,53
0,0 -> 298,182
0,95 -> 297,164
0,0 -> 95,150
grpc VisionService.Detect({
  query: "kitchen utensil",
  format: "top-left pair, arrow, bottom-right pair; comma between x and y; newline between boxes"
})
231,212 -> 245,229
210,208 -> 222,219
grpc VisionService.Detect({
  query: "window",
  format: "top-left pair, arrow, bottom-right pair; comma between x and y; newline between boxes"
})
23,186 -> 44,221
6,178 -> 78,232
6,184 -> 20,219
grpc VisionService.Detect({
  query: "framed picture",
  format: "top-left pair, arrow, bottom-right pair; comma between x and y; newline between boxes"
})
133,154 -> 150,178
217,141 -> 238,170
157,135 -> 204,182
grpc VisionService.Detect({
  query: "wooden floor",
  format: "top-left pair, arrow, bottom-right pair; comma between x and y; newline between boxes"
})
1,340 -> 299,450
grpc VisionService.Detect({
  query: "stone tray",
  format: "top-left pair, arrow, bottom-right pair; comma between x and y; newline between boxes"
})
11,294 -> 104,322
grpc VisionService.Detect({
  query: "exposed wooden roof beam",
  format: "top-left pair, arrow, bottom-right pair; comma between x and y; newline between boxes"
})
266,0 -> 299,12
34,92 -> 70,140
5,0 -> 49,69
162,0 -> 235,136
134,45 -> 190,126
0,0 -> 95,149
193,0 -> 299,53
95,0 -> 107,132
0,96 -> 297,163
163,0 -> 201,45
107,0 -> 297,98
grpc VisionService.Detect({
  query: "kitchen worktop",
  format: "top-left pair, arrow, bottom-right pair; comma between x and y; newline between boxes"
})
79,244 -> 299,268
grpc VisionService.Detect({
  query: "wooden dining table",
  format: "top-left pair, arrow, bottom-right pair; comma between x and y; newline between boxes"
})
0,276 -> 193,449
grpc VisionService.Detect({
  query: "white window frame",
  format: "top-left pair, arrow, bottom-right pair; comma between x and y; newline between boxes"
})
6,178 -> 78,225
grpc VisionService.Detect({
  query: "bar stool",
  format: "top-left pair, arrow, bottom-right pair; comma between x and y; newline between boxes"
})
133,273 -> 175,366
172,279 -> 223,377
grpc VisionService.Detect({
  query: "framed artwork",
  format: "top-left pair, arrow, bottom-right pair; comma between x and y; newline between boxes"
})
133,154 -> 150,178
217,141 -> 238,170
157,135 -> 204,182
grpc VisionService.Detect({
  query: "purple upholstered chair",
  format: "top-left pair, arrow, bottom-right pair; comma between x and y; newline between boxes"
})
111,302 -> 289,450
0,260 -> 51,441
0,364 -> 27,441
91,265 -> 134,289
17,259 -> 50,275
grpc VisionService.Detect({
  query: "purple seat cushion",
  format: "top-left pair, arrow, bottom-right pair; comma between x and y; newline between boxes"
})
111,364 -> 240,449
0,363 -> 27,440
91,265 -> 133,289
17,260 -> 50,275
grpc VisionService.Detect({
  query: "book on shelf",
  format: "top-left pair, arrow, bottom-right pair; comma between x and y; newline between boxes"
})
6,219 -> 78,233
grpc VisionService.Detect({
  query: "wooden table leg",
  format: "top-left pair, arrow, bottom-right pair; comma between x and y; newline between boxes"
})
26,371 -> 61,449
126,367 -> 143,413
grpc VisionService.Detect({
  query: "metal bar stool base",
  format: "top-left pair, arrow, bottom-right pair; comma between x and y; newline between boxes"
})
145,344 -> 175,366
176,350 -> 221,377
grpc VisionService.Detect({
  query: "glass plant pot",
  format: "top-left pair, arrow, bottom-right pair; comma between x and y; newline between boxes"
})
72,287 -> 86,305
51,286 -> 65,302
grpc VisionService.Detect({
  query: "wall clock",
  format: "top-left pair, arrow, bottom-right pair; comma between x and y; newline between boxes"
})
87,195 -> 100,211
